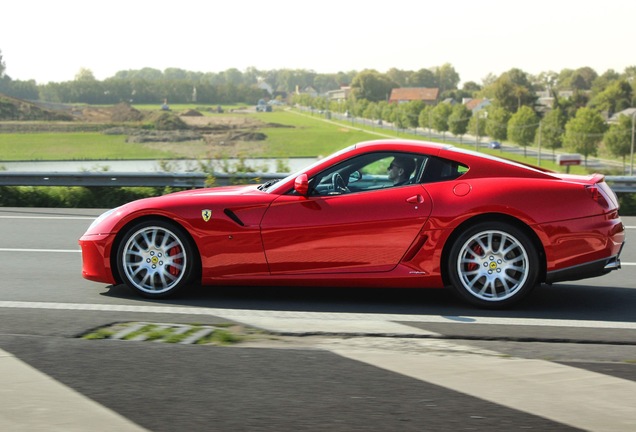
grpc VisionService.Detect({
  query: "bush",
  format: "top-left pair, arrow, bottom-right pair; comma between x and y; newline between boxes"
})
1,186 -> 634,216
618,193 -> 636,215
0,186 -> 182,208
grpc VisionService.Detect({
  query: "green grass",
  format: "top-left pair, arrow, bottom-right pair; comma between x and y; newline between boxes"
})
258,110 -> 380,157
0,132 -> 177,161
0,107 -> 610,176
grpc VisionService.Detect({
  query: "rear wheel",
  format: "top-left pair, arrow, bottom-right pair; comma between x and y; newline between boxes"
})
448,222 -> 539,308
116,220 -> 197,298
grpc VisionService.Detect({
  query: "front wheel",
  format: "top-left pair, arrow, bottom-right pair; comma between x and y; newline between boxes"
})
116,220 -> 198,298
447,222 -> 539,308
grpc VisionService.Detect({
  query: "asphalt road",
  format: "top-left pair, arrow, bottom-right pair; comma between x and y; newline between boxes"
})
1,207 -> 635,431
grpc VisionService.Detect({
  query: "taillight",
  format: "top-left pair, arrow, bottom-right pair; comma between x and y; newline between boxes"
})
585,184 -> 613,209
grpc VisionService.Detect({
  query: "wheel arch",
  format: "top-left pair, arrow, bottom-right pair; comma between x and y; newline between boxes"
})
440,213 -> 546,287
109,215 -> 202,285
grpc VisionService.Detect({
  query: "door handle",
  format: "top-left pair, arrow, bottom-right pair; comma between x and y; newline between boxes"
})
406,194 -> 424,204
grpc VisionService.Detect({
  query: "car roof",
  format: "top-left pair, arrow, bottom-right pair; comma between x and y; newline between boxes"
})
354,139 -> 557,180
354,139 -> 452,154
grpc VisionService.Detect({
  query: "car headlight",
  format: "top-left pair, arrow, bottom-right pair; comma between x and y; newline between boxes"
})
86,207 -> 119,232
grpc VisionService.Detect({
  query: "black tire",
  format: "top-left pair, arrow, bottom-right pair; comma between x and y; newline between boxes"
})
447,221 -> 539,308
116,220 -> 197,298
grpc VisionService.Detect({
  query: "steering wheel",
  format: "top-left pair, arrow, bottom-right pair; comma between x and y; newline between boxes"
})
332,173 -> 348,194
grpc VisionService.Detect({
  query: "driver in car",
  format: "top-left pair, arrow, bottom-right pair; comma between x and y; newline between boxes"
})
388,156 -> 416,186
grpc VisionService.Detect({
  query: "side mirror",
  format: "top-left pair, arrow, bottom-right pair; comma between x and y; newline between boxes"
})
294,174 -> 309,196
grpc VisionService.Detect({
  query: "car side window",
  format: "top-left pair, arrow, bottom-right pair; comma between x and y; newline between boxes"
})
303,152 -> 427,196
419,157 -> 469,183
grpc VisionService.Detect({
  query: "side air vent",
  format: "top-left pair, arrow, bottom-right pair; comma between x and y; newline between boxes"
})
224,209 -> 245,226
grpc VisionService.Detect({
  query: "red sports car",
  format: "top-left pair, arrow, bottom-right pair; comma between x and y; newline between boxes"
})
79,139 -> 625,308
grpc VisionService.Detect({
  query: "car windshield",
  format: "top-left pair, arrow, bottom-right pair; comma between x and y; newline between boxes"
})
262,145 -> 355,193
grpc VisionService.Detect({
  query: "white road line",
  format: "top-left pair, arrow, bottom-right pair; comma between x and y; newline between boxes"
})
333,347 -> 636,432
0,216 -> 95,220
0,349 -> 150,431
0,248 -> 81,253
1,301 -> 635,330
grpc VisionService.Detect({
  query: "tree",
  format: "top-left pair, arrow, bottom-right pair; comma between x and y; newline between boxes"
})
418,105 -> 433,135
462,81 -> 482,93
0,49 -> 5,78
448,103 -> 471,142
363,102 -> 381,123
401,100 -> 425,128
487,68 -> 536,113
382,102 -> 398,124
590,69 -> 620,96
563,107 -> 607,166
485,106 -> 511,141
604,114 -> 634,171
433,63 -> 460,95
507,106 -> 539,156
540,108 -> 566,154
409,68 -> 436,87
468,111 -> 487,141
74,68 -> 96,81
386,68 -> 410,87
559,67 -> 598,90
589,80 -> 633,115
350,70 -> 396,102
431,102 -> 453,139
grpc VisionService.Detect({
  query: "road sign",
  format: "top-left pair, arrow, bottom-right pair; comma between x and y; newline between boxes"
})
557,154 -> 582,166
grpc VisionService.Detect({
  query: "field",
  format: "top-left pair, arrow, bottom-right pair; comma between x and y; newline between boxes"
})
0,104 -> 593,175
0,108 -> 377,162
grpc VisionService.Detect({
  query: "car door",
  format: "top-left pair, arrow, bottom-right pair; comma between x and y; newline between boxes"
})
260,182 -> 432,275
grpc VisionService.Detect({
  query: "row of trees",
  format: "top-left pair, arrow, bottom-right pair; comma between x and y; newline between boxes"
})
293,67 -> 635,171
1,48 -> 635,170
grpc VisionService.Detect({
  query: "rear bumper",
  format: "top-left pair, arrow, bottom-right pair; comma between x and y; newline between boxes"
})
545,252 -> 622,284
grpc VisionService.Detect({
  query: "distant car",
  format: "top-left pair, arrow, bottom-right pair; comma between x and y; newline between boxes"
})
489,141 -> 501,149
79,139 -> 624,308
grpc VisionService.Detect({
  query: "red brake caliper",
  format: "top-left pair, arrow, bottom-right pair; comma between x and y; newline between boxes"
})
168,246 -> 182,276
466,245 -> 483,271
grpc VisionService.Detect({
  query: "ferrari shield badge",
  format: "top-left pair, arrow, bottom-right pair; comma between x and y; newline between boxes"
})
201,209 -> 212,222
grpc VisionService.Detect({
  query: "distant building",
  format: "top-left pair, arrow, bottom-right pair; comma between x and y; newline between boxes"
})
535,90 -> 574,110
326,86 -> 351,101
608,107 -> 636,124
389,87 -> 439,105
463,98 -> 491,113
257,79 -> 273,95
296,86 -> 318,98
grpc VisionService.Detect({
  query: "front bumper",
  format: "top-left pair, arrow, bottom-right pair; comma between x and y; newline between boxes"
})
79,233 -> 117,285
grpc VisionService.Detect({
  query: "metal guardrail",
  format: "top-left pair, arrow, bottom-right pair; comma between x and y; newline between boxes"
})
604,176 -> 636,193
0,172 -> 283,188
0,172 -> 634,192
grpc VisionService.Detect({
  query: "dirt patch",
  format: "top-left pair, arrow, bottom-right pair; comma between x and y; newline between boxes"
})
77,102 -> 144,123
180,109 -> 203,117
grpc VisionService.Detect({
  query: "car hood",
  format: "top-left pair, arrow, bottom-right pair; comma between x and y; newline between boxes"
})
84,184 -> 274,235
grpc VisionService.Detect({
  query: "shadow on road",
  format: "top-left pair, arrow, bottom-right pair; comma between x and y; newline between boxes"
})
101,282 -> 636,323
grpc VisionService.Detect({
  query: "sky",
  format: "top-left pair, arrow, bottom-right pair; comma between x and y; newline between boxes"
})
1,0 -> 634,86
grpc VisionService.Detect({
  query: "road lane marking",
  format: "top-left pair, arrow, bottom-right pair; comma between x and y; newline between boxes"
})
0,216 -> 95,220
1,301 -> 635,330
0,248 -> 81,253
333,345 -> 636,432
0,349 -> 150,431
